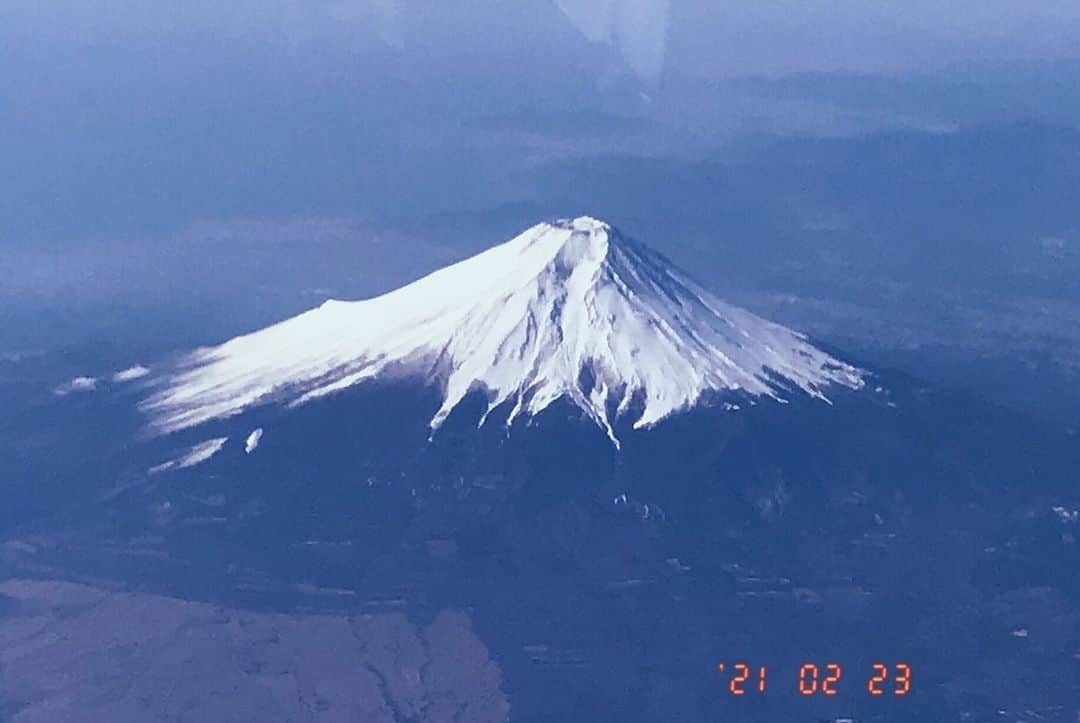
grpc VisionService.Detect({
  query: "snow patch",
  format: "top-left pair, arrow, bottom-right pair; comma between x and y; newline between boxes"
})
1,350 -> 41,364
55,376 -> 98,396
1052,506 -> 1079,523
149,437 -> 228,474
245,428 -> 263,454
113,365 -> 151,383
143,217 -> 863,445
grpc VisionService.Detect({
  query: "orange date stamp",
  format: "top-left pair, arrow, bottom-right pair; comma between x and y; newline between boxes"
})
716,661 -> 911,697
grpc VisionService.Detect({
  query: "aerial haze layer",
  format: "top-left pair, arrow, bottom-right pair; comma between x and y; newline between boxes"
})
3,2 -> 1080,722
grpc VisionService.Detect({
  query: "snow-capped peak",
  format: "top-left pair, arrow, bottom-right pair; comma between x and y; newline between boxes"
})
143,217 -> 862,445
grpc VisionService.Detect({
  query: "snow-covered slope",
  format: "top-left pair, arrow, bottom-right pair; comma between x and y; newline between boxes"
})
143,217 -> 862,444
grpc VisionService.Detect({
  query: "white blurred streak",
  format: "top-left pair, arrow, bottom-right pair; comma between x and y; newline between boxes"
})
554,0 -> 617,43
611,0 -> 670,84
556,0 -> 670,84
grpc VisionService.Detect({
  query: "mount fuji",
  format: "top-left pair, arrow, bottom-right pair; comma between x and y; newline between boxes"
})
7,218 -> 1080,723
143,217 -> 862,446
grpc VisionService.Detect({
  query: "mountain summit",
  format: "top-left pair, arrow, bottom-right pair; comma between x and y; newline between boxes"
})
144,217 -> 862,444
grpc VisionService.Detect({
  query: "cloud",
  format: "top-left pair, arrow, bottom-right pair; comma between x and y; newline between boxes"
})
555,0 -> 671,84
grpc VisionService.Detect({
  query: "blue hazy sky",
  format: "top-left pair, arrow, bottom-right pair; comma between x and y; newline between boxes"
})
5,1 -> 1080,82
4,0 -> 1080,300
